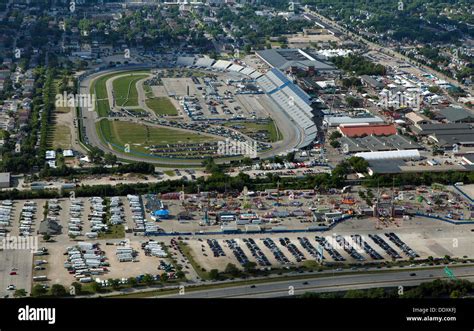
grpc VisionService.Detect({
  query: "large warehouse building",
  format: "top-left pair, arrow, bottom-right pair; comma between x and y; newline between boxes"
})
338,124 -> 397,137
355,149 -> 421,161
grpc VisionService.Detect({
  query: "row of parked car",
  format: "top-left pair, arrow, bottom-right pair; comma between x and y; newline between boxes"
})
261,238 -> 290,265
297,237 -> 323,261
243,238 -> 271,267
385,233 -> 419,258
335,235 -> 365,262
225,239 -> 249,266
351,234 -> 383,260
207,239 -> 226,258
369,234 -> 401,259
315,236 -> 345,262
279,237 -> 306,263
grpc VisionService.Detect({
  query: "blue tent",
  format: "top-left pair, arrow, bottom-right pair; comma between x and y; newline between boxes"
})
154,209 -> 170,219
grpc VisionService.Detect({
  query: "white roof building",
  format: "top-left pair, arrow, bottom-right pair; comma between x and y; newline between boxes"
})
355,149 -> 421,161
45,150 -> 56,160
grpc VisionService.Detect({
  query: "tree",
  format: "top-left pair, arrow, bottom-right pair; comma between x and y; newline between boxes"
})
224,263 -> 241,277
344,289 -> 366,298
348,157 -> 369,173
160,273 -> 169,282
208,269 -> 220,280
14,289 -> 27,298
31,284 -> 47,297
329,131 -> 342,141
330,140 -> 341,148
42,234 -> 51,241
243,261 -> 257,273
175,271 -> 185,279
50,284 -> 67,297
88,147 -> 104,164
143,274 -> 155,285
202,158 -> 221,174
71,282 -> 82,295
450,290 -> 461,298
109,278 -> 121,290
128,277 -> 137,287
104,153 -> 117,166
90,281 -> 102,293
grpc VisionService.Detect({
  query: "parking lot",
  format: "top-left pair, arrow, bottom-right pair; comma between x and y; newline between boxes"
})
0,185 -> 473,288
161,69 -> 270,122
0,250 -> 33,298
180,223 -> 474,272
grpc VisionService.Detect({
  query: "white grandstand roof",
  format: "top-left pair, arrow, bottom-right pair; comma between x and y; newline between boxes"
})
266,69 -> 287,87
257,75 -> 279,93
212,60 -> 232,70
228,64 -> 244,72
195,57 -> 215,68
256,68 -> 316,149
241,67 -> 256,76
250,71 -> 263,79
355,149 -> 421,161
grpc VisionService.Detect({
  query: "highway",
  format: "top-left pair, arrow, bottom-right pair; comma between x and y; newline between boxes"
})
154,265 -> 474,298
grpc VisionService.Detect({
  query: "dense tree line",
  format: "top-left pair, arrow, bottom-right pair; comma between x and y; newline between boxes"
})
39,162 -> 155,178
332,55 -> 386,76
301,279 -> 473,299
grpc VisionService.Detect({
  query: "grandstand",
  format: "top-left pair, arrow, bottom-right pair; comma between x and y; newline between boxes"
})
195,57 -> 215,68
241,67 -> 256,76
212,60 -> 232,71
228,64 -> 244,72
250,71 -> 263,79
257,68 -> 317,148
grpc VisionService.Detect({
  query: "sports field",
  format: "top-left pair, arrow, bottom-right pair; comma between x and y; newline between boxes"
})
145,97 -> 178,116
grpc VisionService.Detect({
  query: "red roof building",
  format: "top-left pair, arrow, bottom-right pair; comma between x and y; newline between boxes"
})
338,124 -> 397,137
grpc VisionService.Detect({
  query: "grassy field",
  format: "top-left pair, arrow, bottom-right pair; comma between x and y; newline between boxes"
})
97,119 -> 216,155
98,224 -> 125,239
90,70 -> 149,117
90,73 -> 116,117
52,125 -> 72,149
112,74 -> 149,107
143,85 -> 154,98
145,97 -> 178,116
223,120 -> 282,142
